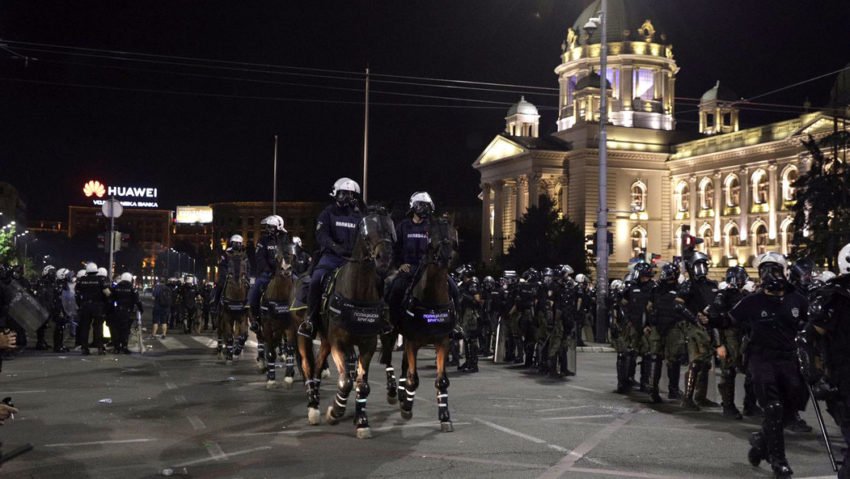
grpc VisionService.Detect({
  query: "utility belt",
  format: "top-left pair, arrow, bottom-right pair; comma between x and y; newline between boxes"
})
327,292 -> 388,336
401,297 -> 456,337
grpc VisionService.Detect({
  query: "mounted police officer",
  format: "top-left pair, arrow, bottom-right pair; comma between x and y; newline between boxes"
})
676,251 -> 720,410
291,236 -> 312,278
249,215 -> 287,332
646,262 -> 687,402
733,252 -> 807,479
75,262 -> 111,355
299,177 -> 364,338
387,192 -> 436,325
110,272 -> 143,354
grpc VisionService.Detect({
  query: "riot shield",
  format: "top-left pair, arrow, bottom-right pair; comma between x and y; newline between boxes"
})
493,318 -> 507,363
566,327 -> 578,376
6,280 -> 49,334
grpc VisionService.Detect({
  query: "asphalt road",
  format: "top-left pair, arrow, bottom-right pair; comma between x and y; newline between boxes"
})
0,318 -> 841,478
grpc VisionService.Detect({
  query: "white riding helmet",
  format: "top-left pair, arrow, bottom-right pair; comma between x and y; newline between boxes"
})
330,177 -> 361,197
42,265 -> 56,277
409,191 -> 435,210
261,215 -> 287,233
575,273 -> 587,283
292,236 -> 302,247
838,243 -> 850,275
820,270 -> 837,282
755,251 -> 788,273
610,279 -> 623,291
230,234 -> 243,244
119,272 -> 133,283
85,262 -> 98,274
97,267 -> 108,277
55,268 -> 68,280
77,269 -> 86,278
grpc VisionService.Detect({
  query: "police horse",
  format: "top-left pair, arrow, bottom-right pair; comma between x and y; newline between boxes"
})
217,251 -> 250,363
317,209 -> 395,438
258,242 -> 298,388
393,219 -> 458,432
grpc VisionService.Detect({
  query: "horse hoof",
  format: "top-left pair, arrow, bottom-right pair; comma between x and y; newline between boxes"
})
266,380 -> 276,389
321,369 -> 331,380
356,427 -> 372,439
440,422 -> 454,433
284,376 -> 294,389
308,407 -> 321,425
400,409 -> 413,421
387,395 -> 397,405
326,407 -> 339,426
256,361 -> 266,373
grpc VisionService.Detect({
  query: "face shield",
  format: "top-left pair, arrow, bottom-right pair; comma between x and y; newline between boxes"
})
335,190 -> 356,207
412,201 -> 433,218
692,261 -> 708,279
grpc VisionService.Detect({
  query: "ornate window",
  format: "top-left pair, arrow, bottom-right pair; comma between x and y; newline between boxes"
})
631,226 -> 647,258
752,169 -> 769,205
699,178 -> 714,210
754,222 -> 768,256
631,181 -> 647,212
698,224 -> 713,250
634,68 -> 655,101
782,166 -> 798,202
780,218 -> 794,256
675,181 -> 689,212
725,174 -> 741,207
724,223 -> 740,258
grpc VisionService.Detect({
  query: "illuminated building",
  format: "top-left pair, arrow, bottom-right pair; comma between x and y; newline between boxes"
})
0,181 -> 27,228
474,0 -> 849,270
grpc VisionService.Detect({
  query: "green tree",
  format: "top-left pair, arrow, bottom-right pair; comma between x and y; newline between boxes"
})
502,195 -> 589,274
0,227 -> 13,263
791,130 -> 850,269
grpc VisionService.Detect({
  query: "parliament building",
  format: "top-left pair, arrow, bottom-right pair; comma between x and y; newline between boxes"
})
474,0 -> 848,270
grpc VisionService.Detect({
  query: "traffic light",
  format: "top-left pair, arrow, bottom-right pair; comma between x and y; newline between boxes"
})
585,234 -> 597,256
681,226 -> 703,262
606,230 -> 613,256
97,233 -> 106,249
650,253 -> 662,264
112,231 -> 123,253
120,233 -> 130,248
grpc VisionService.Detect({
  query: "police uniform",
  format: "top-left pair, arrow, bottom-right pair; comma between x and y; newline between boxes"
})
620,278 -> 655,390
110,280 -> 143,353
707,284 -> 752,418
646,279 -> 688,401
458,278 -> 481,373
75,273 -> 111,355
512,279 -> 538,366
181,281 -> 201,331
249,231 -> 283,321
534,281 -> 556,373
546,280 -> 574,376
36,274 -> 66,351
675,276 -> 720,409
387,217 -> 430,323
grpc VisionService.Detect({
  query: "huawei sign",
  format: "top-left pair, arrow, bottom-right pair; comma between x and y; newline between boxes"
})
83,180 -> 106,198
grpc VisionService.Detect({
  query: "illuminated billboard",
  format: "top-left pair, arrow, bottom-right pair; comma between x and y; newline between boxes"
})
175,206 -> 213,224
83,179 -> 159,208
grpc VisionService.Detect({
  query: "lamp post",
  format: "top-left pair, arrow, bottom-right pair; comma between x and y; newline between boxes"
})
584,0 -> 609,343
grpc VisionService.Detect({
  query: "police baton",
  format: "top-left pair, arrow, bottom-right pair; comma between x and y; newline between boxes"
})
807,383 -> 840,472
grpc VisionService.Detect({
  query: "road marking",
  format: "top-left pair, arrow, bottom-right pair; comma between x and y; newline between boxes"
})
410,452 -> 546,470
537,405 -> 591,413
372,421 -> 471,432
187,415 -> 206,430
165,381 -> 177,390
160,337 -> 188,350
537,416 -> 631,479
174,394 -> 187,404
567,467 -> 685,479
2,390 -> 46,394
205,441 -> 226,460
158,371 -> 169,378
542,414 -> 614,421
174,446 -> 272,467
565,384 -> 605,394
46,438 -> 155,447
490,397 -> 574,402
474,418 -> 546,444
192,335 -> 218,348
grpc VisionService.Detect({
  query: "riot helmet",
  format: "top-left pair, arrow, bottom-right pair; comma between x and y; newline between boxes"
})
688,252 -> 710,280
788,258 -> 815,290
229,234 -> 244,252
633,262 -> 654,281
42,265 -> 56,278
97,267 -> 108,277
261,215 -> 287,235
409,191 -> 435,219
85,262 -> 98,274
330,177 -> 361,207
725,266 -> 749,289
119,272 -> 133,283
756,252 -> 788,292
522,268 -> 540,283
659,262 -> 680,282
482,276 -> 496,289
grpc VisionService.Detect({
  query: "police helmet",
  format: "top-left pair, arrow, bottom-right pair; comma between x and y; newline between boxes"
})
633,261 -> 654,279
522,268 -> 540,283
820,270 -> 837,282
610,279 -> 624,291
788,258 -> 815,290
97,267 -> 108,277
119,272 -> 133,283
575,273 -> 588,284
455,264 -> 474,279
292,236 -> 302,247
718,281 -> 728,290
85,262 -> 98,274
77,269 -> 86,279
261,215 -> 287,234
622,272 -> 636,285
230,234 -> 243,244
483,276 -> 496,288
42,265 -> 56,278
688,252 -> 710,279
330,178 -> 361,206
725,265 -> 749,289
55,268 -> 69,281
839,243 -> 850,275
409,191 -> 435,218
659,262 -> 680,281
755,252 -> 788,291
556,264 -> 574,279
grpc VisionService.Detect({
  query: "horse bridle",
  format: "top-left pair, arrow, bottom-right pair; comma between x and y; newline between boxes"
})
427,221 -> 455,266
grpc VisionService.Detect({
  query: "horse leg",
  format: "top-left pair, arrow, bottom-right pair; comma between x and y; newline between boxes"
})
225,322 -> 234,363
283,329 -> 296,388
436,338 -> 453,432
398,348 -> 409,411
380,331 -> 398,404
317,338 -> 332,380
265,336 -> 277,389
400,342 -> 419,420
347,350 -> 359,383
256,321 -> 267,373
233,316 -> 247,358
354,343 -> 375,439
326,345 -> 351,426
297,330 -> 320,425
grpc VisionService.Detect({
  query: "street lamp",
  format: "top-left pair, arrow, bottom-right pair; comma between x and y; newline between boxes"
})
583,1 -> 610,343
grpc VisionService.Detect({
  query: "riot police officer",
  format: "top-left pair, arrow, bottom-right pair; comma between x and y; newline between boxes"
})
732,252 -> 806,479
35,265 -> 65,351
675,252 -> 720,410
458,274 -> 483,373
110,272 -> 143,354
645,262 -> 687,402
535,268 -> 556,374
299,177 -> 364,338
249,215 -> 287,331
612,273 -> 637,393
508,269 -> 540,367
481,276 -> 500,358
75,262 -> 111,355
181,276 -> 202,333
622,262 -> 656,392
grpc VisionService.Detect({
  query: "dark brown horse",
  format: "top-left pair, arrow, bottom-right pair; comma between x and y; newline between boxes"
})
321,210 -> 395,439
290,271 -> 332,425
394,219 -> 458,432
259,242 -> 296,388
218,251 -> 250,364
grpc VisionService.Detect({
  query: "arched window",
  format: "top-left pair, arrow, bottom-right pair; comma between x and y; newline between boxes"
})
698,224 -> 713,250
631,226 -> 647,258
675,181 -> 689,212
725,174 -> 740,207
754,222 -> 768,256
699,178 -> 714,210
674,225 -> 684,257
782,166 -> 798,202
631,181 -> 647,212
780,218 -> 794,256
724,224 -> 740,258
752,169 -> 769,205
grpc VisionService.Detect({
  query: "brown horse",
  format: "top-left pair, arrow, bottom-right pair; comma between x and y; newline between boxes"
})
320,209 -> 395,439
218,250 -> 250,364
394,219 -> 458,432
290,272 -> 332,425
259,242 -> 296,388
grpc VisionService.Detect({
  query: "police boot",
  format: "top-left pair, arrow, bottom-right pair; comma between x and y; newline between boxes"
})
504,337 -> 516,362
547,356 -> 559,378
743,375 -> 763,417
719,370 -> 743,419
615,353 -> 630,394
764,401 -> 793,478
647,355 -> 663,403
667,363 -> 683,400
513,339 -> 524,364
747,431 -> 767,467
465,343 -> 479,373
297,309 -> 318,339
36,327 -> 49,350
639,354 -> 651,392
448,340 -> 460,367
627,351 -> 638,388
681,362 -> 701,411
694,363 -> 719,408
458,340 -> 471,372
523,343 -> 535,368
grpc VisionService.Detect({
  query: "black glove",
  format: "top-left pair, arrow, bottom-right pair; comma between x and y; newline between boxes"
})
331,243 -> 347,257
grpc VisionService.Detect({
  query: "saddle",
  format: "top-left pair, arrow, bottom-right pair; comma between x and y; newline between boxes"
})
322,268 -> 389,336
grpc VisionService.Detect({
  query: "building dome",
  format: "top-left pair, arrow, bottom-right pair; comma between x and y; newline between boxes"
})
571,0 -> 665,46
507,96 -> 539,116
700,81 -> 738,104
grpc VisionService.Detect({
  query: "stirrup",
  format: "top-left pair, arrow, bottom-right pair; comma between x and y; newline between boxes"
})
297,321 -> 316,339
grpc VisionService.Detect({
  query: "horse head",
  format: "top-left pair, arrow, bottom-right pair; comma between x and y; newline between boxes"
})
355,207 -> 396,275
426,218 -> 458,270
275,240 -> 295,279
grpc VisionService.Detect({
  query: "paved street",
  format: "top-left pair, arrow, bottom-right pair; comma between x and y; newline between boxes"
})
0,320 -> 841,479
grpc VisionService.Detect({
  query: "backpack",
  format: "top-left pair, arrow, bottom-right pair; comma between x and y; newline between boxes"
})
156,286 -> 173,308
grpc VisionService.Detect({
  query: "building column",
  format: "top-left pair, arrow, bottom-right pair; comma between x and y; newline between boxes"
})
480,183 -> 492,263
492,181 -> 504,257
688,176 -> 697,235
558,174 -> 569,214
622,64 -> 633,111
768,163 -> 778,241
739,167 -> 750,246
516,175 -> 528,220
529,173 -> 541,209
710,172 -> 721,245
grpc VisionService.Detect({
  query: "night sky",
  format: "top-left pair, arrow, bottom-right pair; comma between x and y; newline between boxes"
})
2,0 -> 848,221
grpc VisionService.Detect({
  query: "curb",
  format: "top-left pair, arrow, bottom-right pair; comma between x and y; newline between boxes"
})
577,344 -> 616,353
